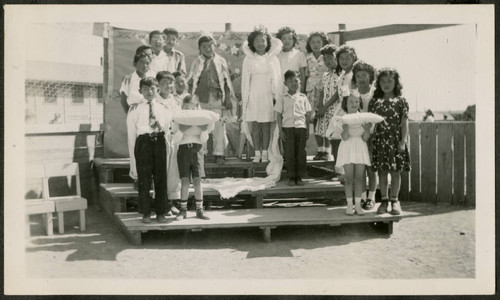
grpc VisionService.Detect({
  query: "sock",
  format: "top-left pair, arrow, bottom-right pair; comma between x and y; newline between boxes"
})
324,146 -> 331,154
346,197 -> 353,208
318,146 -> 325,153
390,196 -> 398,202
355,197 -> 362,206
254,150 -> 261,157
180,200 -> 188,210
196,200 -> 203,210
262,150 -> 268,156
368,191 -> 376,201
361,191 -> 367,199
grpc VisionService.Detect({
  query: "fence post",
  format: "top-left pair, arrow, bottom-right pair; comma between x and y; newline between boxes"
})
465,122 -> 475,207
409,122 -> 421,202
420,123 -> 437,204
437,123 -> 453,204
453,123 -> 465,205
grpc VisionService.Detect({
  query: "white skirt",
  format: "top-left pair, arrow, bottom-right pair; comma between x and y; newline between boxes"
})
245,74 -> 275,123
336,136 -> 371,167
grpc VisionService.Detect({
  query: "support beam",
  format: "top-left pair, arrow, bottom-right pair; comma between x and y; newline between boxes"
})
343,24 -> 459,42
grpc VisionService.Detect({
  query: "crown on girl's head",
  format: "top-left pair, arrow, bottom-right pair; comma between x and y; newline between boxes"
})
253,24 -> 268,33
197,31 -> 217,46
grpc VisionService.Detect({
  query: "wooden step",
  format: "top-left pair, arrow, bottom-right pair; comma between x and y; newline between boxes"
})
98,178 -> 345,216
114,205 -> 419,245
93,156 -> 337,182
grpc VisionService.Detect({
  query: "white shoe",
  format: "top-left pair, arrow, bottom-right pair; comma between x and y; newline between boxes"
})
252,154 -> 261,163
261,152 -> 269,163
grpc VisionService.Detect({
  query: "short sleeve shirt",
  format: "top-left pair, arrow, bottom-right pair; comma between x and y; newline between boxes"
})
277,48 -> 307,77
120,70 -> 156,105
275,92 -> 311,128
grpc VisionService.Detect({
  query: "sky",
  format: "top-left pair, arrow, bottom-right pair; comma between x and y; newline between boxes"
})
110,22 -> 384,34
20,4 -> 484,113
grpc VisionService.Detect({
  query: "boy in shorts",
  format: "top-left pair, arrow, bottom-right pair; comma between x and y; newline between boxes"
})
172,95 -> 213,220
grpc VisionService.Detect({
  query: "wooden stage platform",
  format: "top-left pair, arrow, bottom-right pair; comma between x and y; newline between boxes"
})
99,178 -> 345,216
114,206 -> 415,245
93,156 -> 336,182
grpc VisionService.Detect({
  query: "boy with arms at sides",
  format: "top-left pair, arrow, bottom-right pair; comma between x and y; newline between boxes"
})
173,71 -> 189,109
127,77 -> 173,223
171,95 -> 213,220
275,70 -> 311,186
163,27 -> 187,75
156,71 -> 181,112
148,30 -> 169,74
120,52 -> 156,113
187,34 -> 235,164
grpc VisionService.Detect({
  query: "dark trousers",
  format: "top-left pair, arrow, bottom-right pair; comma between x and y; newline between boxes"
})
283,127 -> 307,179
135,133 -> 167,216
330,139 -> 341,169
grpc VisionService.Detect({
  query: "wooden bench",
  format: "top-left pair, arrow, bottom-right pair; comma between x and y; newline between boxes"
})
26,163 -> 88,236
114,206 -> 416,245
26,165 -> 55,237
99,178 -> 345,216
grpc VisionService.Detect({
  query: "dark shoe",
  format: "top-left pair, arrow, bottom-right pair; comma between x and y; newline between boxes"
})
377,201 -> 389,214
196,209 -> 210,220
174,209 -> 187,221
313,152 -> 322,160
215,155 -> 225,165
288,178 -> 296,186
364,199 -> 375,210
156,214 -> 168,223
295,177 -> 305,186
319,152 -> 329,160
142,214 -> 152,224
360,199 -> 367,208
390,201 -> 402,215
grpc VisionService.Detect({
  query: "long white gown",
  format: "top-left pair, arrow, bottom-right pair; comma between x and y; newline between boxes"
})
241,37 -> 282,122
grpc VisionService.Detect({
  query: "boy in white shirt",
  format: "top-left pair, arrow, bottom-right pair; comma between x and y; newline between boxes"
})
162,28 -> 187,74
120,52 -> 156,113
171,95 -> 213,220
156,71 -> 180,112
275,70 -> 311,186
127,77 -> 172,223
149,30 -> 170,74
173,71 -> 189,108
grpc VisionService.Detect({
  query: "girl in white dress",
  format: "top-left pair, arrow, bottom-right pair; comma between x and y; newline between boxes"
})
241,26 -> 283,163
336,95 -> 372,216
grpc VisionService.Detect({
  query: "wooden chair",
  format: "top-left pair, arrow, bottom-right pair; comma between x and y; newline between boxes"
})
44,163 -> 87,234
25,165 -> 54,237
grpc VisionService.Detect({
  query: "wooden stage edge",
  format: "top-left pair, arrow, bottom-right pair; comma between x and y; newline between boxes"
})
115,206 -> 418,245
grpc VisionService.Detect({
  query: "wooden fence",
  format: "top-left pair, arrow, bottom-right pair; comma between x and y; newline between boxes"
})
399,121 -> 475,206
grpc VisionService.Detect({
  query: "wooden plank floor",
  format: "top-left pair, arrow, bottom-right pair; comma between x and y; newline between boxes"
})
93,156 -> 336,170
115,205 -> 419,245
102,178 -> 343,198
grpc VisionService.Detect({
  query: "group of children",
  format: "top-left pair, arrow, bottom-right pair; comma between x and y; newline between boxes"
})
123,28 -> 232,223
123,25 -> 410,223
241,26 -> 410,216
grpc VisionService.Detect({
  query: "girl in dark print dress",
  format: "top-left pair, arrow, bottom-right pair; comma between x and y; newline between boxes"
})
368,67 -> 410,215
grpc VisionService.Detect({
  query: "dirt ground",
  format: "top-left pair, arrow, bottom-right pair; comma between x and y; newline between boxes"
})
25,202 -> 475,280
